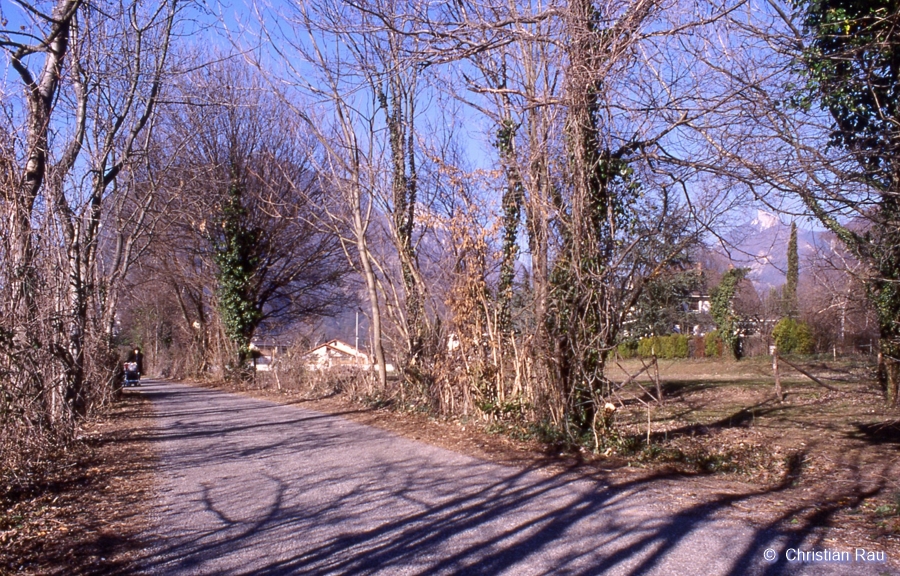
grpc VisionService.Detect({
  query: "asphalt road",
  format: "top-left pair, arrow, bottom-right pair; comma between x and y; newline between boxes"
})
137,380 -> 896,575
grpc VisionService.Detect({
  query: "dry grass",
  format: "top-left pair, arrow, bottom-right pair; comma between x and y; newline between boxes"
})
0,392 -> 155,575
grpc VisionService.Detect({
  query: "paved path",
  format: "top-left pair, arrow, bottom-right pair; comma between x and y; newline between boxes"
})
137,381 -> 895,575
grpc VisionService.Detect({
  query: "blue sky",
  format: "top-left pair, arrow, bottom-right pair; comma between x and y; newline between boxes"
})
1,0 -> 828,239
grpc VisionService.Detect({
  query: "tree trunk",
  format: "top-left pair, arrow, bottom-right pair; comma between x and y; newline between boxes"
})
886,358 -> 899,407
881,344 -> 900,407
497,119 -> 523,335
348,163 -> 387,390
382,79 -> 425,369
8,0 -> 80,333
355,211 -> 387,390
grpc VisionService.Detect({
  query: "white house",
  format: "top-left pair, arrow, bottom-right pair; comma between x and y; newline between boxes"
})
248,341 -> 288,372
303,339 -> 376,371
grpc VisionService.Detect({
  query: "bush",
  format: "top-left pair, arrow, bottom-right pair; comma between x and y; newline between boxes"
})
673,334 -> 690,358
617,340 -> 638,359
705,330 -> 722,358
638,336 -> 658,358
659,335 -> 676,359
773,318 -> 814,354
690,335 -> 706,358
635,334 -> 690,359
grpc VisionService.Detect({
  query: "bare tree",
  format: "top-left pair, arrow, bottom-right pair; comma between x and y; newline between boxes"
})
251,0 -> 441,388
684,0 -> 900,404
46,0 -> 177,416
447,0 -> 719,435
0,0 -> 184,466
427,0 -> 564,418
2,1 -> 80,325
1,1 -> 83,444
248,0 -> 750,442
135,59 -> 350,380
803,232 -> 879,354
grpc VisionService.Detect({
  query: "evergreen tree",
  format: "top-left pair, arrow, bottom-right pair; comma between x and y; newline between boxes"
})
784,221 -> 799,317
629,269 -> 703,338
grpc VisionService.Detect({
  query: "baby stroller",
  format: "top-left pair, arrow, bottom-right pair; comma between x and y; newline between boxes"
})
124,361 -> 141,387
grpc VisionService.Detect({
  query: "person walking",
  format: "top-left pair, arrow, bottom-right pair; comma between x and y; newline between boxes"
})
127,347 -> 144,378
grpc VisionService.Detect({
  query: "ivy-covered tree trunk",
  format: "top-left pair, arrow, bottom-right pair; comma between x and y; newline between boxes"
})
710,268 -> 747,360
380,81 -> 426,373
212,176 -> 263,381
797,0 -> 900,405
496,119 -> 524,336
872,194 -> 900,406
543,0 -> 657,440
548,0 -> 605,437
548,0 -> 624,437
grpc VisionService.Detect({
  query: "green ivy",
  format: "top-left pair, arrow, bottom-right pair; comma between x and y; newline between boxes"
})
709,269 -> 748,360
795,0 -> 900,404
211,177 -> 263,371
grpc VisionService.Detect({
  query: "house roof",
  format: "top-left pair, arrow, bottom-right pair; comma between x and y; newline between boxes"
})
305,339 -> 368,359
249,337 -> 292,350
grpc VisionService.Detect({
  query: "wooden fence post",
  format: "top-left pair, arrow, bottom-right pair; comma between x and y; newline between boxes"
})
773,347 -> 782,403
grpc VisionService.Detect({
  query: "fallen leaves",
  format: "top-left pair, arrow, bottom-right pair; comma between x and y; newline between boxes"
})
0,394 -> 156,574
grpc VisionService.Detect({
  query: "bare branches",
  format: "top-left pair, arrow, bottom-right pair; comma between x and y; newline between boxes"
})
0,0 -> 185,448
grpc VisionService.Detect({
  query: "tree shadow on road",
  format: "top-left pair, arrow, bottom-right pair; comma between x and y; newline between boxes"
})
129,382 -> 898,576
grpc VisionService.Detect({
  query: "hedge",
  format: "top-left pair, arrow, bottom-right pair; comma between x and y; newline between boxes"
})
772,318 -> 814,354
705,330 -> 723,358
634,334 -> 691,359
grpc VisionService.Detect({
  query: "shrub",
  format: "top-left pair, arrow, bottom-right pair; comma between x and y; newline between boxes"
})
705,330 -> 722,358
617,340 -> 638,359
773,318 -> 814,354
656,336 -> 672,358
673,334 -> 690,358
635,334 -> 690,359
638,336 -> 658,358
690,335 -> 705,358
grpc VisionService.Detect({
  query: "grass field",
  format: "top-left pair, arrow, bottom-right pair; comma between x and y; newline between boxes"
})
599,356 -> 900,544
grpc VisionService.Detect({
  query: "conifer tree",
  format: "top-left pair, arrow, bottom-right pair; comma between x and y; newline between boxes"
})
784,222 -> 799,317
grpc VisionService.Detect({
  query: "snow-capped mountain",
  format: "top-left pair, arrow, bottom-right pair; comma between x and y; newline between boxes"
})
749,210 -> 780,230
725,210 -> 822,292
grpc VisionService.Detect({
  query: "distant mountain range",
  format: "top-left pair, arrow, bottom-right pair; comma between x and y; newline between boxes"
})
306,209 -> 834,346
722,209 -> 823,292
